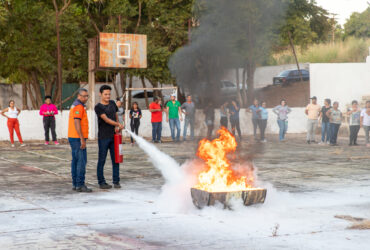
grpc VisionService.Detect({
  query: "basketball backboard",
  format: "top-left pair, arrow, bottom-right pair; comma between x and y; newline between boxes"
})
99,33 -> 147,69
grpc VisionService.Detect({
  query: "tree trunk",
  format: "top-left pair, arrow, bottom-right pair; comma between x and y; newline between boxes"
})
44,76 -> 55,97
26,82 -> 38,110
140,75 -> 149,108
246,62 -> 256,106
128,74 -> 133,108
52,73 -> 60,104
119,71 -> 126,107
10,83 -> 14,98
149,80 -> 163,100
242,68 -> 247,107
111,73 -> 119,99
53,0 -> 71,110
235,68 -> 242,105
55,12 -> 63,110
30,71 -> 43,108
22,82 -> 29,110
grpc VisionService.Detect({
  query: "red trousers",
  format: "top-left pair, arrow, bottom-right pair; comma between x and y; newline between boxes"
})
7,118 -> 23,144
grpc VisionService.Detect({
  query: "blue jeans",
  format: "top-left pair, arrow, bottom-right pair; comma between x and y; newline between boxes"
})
277,119 -> 288,141
97,137 -> 120,185
321,121 -> 331,142
183,116 -> 194,140
169,118 -> 181,141
68,138 -> 87,188
152,122 -> 162,141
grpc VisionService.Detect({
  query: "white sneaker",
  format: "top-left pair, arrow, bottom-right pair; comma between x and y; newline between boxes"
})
261,139 -> 267,143
318,141 -> 325,145
20,144 -> 26,147
326,141 -> 330,145
11,144 -> 15,148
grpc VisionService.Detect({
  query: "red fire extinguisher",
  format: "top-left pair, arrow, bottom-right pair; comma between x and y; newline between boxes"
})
114,133 -> 123,163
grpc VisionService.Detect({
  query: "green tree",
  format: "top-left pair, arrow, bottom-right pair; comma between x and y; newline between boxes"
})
344,6 -> 370,38
279,0 -> 332,49
0,1 -> 92,109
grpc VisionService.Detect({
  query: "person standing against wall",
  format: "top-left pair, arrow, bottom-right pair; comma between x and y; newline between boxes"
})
149,97 -> 163,143
94,85 -> 124,189
360,100 -> 370,147
273,100 -> 291,142
220,101 -> 229,129
229,100 -> 242,141
166,94 -> 182,142
305,96 -> 321,144
129,102 -> 142,145
67,89 -> 91,192
319,98 -> 332,145
247,99 -> 261,140
326,101 -> 342,146
347,100 -> 361,146
39,96 -> 59,145
181,95 -> 195,141
258,101 -> 268,142
1,100 -> 26,147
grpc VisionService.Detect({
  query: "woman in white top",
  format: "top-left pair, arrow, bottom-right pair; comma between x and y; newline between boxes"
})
1,100 -> 25,147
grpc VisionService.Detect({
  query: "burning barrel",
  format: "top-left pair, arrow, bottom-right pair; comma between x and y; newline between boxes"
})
191,127 -> 267,209
191,187 -> 267,209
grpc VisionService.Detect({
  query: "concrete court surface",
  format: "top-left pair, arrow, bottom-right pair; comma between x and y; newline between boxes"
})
0,134 -> 370,249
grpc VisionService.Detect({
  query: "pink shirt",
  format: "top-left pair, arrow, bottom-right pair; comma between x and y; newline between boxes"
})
39,103 -> 58,117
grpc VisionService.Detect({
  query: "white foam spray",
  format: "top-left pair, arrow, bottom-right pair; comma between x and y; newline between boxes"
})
126,129 -> 183,184
126,130 -> 202,212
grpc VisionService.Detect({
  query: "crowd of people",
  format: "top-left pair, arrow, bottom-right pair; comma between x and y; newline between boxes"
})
1,86 -> 370,192
304,96 -> 370,147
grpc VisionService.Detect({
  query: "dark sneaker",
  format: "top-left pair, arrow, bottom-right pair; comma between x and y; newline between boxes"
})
114,183 -> 121,189
76,185 -> 92,192
72,187 -> 76,191
99,183 -> 112,189
307,140 -> 311,144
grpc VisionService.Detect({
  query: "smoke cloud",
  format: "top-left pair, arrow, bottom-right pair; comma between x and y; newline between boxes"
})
169,0 -> 287,104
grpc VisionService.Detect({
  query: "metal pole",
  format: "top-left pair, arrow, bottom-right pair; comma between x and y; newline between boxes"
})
288,31 -> 303,82
125,89 -> 129,129
88,38 -> 96,110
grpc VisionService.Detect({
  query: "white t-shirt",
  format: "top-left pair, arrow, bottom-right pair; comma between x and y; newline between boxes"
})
360,108 -> 370,126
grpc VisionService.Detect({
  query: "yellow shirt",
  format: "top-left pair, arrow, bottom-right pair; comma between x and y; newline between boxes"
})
306,104 -> 321,120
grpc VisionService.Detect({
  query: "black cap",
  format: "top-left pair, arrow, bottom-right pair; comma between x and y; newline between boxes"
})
310,96 -> 317,100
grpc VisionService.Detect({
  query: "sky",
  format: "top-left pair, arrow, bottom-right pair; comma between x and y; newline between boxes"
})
315,0 -> 369,26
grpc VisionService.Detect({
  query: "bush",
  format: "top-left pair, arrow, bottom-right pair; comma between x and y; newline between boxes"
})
271,37 -> 370,65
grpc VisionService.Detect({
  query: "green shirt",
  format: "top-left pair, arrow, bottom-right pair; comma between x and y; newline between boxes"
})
166,100 -> 181,119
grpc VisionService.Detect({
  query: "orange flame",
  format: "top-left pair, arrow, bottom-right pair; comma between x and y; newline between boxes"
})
194,127 -> 254,192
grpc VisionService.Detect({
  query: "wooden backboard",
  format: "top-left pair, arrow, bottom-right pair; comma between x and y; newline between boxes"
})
99,33 -> 147,69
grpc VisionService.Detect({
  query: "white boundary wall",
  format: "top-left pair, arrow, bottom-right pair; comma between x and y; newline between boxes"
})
310,62 -> 370,108
0,108 -> 308,141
